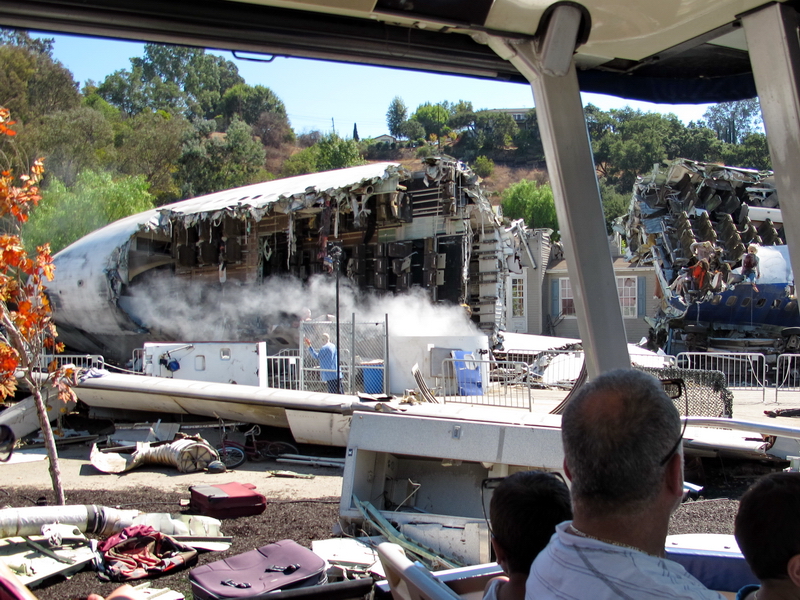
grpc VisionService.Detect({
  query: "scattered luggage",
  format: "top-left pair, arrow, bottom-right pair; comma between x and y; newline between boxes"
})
189,539 -> 327,599
189,483 -> 267,518
99,525 -> 198,581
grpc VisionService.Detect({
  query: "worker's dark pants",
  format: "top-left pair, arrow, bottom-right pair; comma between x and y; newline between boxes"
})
326,379 -> 342,394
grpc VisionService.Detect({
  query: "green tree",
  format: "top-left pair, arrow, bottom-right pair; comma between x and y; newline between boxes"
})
397,119 -> 425,142
501,179 -> 558,239
590,108 -> 684,193
513,109 -> 545,161
314,133 -> 364,171
113,111 -> 190,204
24,106 -> 115,186
447,100 -> 476,132
177,118 -> 268,198
95,65 -> 152,116
282,145 -> 319,176
281,133 -> 364,176
722,132 -> 771,170
98,43 -> 244,120
674,122 -> 724,163
473,110 -> 518,151
473,155 -> 494,178
24,170 -> 155,253
598,178 -> 628,234
703,99 -> 762,145
252,110 -> 295,148
411,102 -> 451,139
386,96 -> 408,137
220,83 -> 287,127
0,29 -> 54,55
0,32 -> 80,124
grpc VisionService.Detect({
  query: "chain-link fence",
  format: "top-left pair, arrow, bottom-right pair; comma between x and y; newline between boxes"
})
637,366 -> 734,418
300,317 -> 388,395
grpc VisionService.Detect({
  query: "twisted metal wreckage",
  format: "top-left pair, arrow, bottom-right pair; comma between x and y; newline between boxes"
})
621,158 -> 799,356
48,158 -> 528,364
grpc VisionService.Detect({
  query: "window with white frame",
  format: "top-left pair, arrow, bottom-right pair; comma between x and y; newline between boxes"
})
511,278 -> 525,317
559,278 -> 575,316
617,276 -> 637,318
558,276 -> 638,318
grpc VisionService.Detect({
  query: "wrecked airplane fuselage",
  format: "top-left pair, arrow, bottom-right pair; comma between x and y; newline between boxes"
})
622,159 -> 800,356
49,158 -> 519,363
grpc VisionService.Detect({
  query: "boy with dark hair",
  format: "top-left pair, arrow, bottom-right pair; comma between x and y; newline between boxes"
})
484,470 -> 572,600
734,471 -> 800,600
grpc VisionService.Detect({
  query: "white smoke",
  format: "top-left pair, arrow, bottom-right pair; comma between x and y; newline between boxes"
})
124,271 -> 479,345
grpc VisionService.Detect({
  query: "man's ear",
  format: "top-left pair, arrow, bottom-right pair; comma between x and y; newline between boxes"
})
491,537 -> 508,569
563,458 -> 572,482
787,554 -> 800,586
665,452 -> 684,497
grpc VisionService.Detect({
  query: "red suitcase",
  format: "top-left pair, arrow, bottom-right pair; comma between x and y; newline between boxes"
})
189,482 -> 267,518
189,539 -> 327,599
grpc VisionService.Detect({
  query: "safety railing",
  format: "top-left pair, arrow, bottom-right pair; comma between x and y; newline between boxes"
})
775,353 -> 800,402
266,349 -> 301,390
38,353 -> 106,371
675,352 -> 767,402
438,357 -> 533,410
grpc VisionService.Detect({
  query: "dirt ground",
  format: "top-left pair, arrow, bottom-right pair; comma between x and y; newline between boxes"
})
0,425 -> 347,600
0,430 -> 778,600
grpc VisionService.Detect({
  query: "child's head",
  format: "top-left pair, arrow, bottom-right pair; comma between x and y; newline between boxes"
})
489,470 -> 572,574
735,471 -> 800,582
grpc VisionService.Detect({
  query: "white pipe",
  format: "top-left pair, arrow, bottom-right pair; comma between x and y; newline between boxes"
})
0,505 -> 140,538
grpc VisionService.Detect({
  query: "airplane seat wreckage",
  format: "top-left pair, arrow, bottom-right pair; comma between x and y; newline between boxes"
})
48,158 -> 526,364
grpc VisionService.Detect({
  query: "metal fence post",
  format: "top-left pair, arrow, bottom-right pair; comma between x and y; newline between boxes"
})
350,313 -> 356,395
384,313 -> 389,394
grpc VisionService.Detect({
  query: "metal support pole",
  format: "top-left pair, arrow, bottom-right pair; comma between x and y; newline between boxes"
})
742,4 -> 800,285
350,312 -> 356,395
478,6 -> 630,379
384,313 -> 389,394
335,265 -> 341,393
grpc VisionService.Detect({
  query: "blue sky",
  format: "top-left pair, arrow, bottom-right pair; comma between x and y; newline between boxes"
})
34,31 -> 714,139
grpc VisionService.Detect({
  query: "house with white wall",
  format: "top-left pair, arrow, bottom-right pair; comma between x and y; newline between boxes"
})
506,228 -> 657,344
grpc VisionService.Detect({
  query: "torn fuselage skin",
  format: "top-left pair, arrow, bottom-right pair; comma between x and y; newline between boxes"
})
49,158 -> 519,363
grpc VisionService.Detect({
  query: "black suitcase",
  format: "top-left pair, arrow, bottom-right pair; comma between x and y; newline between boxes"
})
190,539 -> 327,600
189,482 -> 267,518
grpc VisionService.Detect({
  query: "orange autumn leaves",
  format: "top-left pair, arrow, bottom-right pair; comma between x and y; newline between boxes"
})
0,107 -> 63,400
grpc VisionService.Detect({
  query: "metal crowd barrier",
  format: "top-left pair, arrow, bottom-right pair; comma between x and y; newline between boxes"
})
266,349 -> 301,390
39,353 -> 105,371
775,353 -> 800,402
438,357 -> 533,410
676,352 -> 767,403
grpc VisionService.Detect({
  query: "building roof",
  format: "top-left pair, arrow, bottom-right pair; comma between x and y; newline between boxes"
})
546,256 -> 651,273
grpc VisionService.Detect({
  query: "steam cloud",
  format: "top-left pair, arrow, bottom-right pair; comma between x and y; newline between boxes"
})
125,272 -> 479,348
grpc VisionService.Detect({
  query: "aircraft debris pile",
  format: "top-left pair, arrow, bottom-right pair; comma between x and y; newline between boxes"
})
620,159 -> 799,355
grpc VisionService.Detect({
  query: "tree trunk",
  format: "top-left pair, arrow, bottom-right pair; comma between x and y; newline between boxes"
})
32,386 -> 65,505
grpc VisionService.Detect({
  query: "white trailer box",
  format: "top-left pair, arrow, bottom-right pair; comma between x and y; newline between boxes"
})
143,341 -> 268,387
